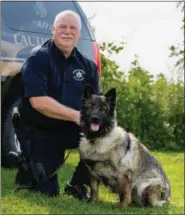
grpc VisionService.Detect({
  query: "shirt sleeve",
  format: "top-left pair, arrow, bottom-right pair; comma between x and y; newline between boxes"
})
21,52 -> 50,98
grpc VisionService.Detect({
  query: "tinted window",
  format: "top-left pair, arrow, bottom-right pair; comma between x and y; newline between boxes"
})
2,1 -> 91,39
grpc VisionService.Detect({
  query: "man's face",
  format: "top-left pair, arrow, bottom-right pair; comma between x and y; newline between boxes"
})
52,15 -> 80,51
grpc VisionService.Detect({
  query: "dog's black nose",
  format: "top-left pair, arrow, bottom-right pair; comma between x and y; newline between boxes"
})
91,115 -> 100,123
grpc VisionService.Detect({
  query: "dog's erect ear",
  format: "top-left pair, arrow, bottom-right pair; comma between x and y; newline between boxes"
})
105,88 -> 116,103
105,88 -> 116,113
83,84 -> 94,99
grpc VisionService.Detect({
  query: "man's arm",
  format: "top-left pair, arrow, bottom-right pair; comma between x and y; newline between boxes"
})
22,53 -> 80,125
29,96 -> 80,125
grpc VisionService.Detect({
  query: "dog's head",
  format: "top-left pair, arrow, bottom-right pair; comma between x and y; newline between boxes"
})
80,85 -> 117,139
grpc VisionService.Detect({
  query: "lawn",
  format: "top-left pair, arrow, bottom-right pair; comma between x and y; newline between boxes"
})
1,150 -> 184,214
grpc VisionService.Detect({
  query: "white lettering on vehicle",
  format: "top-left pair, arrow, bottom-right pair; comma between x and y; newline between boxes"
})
32,20 -> 52,30
14,34 -> 49,47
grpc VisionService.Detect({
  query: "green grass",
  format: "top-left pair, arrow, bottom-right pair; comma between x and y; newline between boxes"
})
1,150 -> 184,214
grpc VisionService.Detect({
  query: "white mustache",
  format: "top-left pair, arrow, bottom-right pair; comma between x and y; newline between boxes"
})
61,35 -> 73,39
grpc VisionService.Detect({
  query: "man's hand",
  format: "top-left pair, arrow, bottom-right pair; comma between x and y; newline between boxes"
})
72,110 -> 80,126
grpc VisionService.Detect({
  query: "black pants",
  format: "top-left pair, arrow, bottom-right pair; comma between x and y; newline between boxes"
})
16,124 -> 90,196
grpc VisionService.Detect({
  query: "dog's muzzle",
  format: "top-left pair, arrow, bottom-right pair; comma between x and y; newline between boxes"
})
90,115 -> 100,132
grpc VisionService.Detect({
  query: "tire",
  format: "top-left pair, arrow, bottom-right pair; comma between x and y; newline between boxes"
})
2,96 -> 21,168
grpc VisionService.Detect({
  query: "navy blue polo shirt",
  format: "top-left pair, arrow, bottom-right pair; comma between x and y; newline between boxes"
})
20,40 -> 100,130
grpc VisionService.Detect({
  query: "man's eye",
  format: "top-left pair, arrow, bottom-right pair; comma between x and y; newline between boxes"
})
57,25 -> 66,29
71,26 -> 77,30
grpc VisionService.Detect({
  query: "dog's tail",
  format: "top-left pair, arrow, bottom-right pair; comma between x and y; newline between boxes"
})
162,180 -> 171,202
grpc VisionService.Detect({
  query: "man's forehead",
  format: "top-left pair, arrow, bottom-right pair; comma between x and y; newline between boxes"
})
56,15 -> 78,24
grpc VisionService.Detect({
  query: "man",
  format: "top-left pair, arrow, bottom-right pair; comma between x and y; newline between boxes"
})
15,10 -> 100,198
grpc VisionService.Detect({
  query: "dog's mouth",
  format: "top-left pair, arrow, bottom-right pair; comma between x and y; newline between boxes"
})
90,123 -> 100,132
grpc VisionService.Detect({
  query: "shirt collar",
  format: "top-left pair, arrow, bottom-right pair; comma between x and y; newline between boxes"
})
51,40 -> 77,60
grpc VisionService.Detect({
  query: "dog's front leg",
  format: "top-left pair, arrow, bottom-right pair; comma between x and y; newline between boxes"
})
119,169 -> 132,210
89,176 -> 100,203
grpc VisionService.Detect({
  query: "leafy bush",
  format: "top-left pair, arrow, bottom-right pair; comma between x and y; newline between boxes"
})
99,42 -> 184,151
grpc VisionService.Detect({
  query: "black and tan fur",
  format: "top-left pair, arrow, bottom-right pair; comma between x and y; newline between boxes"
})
79,85 -> 171,210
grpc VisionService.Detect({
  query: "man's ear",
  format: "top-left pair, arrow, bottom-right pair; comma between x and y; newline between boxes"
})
105,88 -> 116,103
83,84 -> 94,99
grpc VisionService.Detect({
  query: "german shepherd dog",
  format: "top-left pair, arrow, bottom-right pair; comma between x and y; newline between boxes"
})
79,85 -> 171,210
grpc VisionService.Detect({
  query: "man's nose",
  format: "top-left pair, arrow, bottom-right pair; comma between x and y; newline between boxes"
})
65,27 -> 71,34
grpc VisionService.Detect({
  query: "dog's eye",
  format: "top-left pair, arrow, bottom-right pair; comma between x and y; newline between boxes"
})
87,104 -> 93,109
100,106 -> 107,111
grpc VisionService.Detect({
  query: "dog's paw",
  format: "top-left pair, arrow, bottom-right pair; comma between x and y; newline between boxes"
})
128,196 -> 132,205
153,200 -> 167,207
88,197 -> 98,204
119,202 -> 129,211
120,203 -> 124,211
119,203 -> 127,211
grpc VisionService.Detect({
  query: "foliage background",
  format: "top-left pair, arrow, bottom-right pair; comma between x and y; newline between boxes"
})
99,40 -> 184,151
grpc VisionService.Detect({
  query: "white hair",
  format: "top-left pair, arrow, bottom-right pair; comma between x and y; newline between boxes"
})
53,10 -> 81,30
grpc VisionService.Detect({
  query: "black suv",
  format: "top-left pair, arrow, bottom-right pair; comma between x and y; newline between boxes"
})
1,1 -> 101,167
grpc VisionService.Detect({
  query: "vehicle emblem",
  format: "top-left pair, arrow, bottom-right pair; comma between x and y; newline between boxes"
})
35,2 -> 47,18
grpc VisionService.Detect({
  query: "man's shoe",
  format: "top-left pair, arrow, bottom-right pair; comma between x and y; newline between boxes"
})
64,182 -> 90,201
15,167 -> 33,188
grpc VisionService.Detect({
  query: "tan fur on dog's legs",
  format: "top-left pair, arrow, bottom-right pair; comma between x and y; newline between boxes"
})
89,177 -> 100,203
119,170 -> 132,210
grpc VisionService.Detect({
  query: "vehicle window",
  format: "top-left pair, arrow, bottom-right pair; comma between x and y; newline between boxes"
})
2,1 -> 91,39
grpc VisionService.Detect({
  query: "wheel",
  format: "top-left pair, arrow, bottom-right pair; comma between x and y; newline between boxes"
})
2,96 -> 21,168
